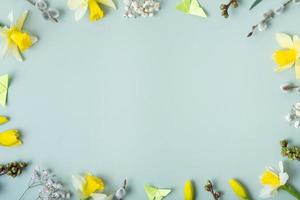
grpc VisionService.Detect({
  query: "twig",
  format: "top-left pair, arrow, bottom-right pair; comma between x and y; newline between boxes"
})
204,180 -> 221,200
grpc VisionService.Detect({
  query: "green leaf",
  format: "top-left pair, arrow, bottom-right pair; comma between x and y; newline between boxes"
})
249,0 -> 263,10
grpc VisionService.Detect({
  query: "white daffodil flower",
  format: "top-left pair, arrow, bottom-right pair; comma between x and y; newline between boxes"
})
0,11 -> 38,62
259,161 -> 289,198
67,0 -> 116,21
72,173 -> 107,200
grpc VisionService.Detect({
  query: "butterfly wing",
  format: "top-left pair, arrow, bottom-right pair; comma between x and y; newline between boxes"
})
144,185 -> 159,200
176,0 -> 191,14
156,189 -> 171,200
0,74 -> 8,107
189,0 -> 207,17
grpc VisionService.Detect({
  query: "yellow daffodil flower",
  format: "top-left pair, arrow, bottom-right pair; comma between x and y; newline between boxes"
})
259,161 -> 289,198
273,33 -> 300,79
229,178 -> 250,200
0,11 -> 38,62
184,180 -> 194,200
67,0 -> 116,22
0,129 -> 22,147
72,173 -> 107,200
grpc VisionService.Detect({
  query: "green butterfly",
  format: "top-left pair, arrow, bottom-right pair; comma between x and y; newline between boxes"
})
144,184 -> 172,200
176,0 -> 207,18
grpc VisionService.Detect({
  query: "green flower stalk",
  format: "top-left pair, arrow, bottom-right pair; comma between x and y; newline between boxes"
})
280,184 -> 300,200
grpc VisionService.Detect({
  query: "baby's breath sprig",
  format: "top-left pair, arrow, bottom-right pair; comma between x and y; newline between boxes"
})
281,140 -> 300,161
19,167 -> 71,200
220,0 -> 239,18
247,0 -> 300,37
204,180 -> 221,200
24,0 -> 60,22
0,161 -> 28,178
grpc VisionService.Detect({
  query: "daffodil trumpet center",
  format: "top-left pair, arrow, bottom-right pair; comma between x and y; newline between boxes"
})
273,48 -> 298,67
260,170 -> 281,188
8,28 -> 33,52
82,174 -> 105,197
279,184 -> 300,200
88,0 -> 104,21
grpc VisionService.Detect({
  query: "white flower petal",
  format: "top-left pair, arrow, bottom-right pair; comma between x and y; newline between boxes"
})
31,36 -> 38,44
15,11 -> 28,30
68,0 -> 87,9
91,193 -> 108,200
279,172 -> 289,185
7,11 -> 14,26
276,33 -> 294,48
0,40 -> 10,59
12,45 -> 23,62
293,35 -> 300,52
72,175 -> 85,192
278,161 -> 284,172
74,5 -> 88,21
97,0 -> 116,9
260,186 -> 277,199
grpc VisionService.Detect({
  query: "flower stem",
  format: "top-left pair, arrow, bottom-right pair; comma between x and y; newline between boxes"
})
281,184 -> 300,200
18,183 -> 42,200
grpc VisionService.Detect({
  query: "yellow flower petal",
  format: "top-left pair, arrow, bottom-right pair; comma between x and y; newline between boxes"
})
273,49 -> 297,67
229,179 -> 249,200
260,170 -> 281,188
184,180 -> 194,200
0,130 -> 22,147
276,33 -> 293,49
0,116 -> 9,125
10,31 -> 33,52
82,173 -> 105,197
88,0 -> 104,21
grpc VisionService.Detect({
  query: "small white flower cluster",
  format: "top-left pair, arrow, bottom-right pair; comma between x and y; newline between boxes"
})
248,0 -> 300,37
123,0 -> 160,18
30,167 -> 71,200
286,102 -> 300,128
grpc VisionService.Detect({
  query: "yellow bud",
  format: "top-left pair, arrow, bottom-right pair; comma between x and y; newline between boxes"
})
184,180 -> 194,200
0,116 -> 9,125
229,179 -> 250,200
0,129 -> 22,147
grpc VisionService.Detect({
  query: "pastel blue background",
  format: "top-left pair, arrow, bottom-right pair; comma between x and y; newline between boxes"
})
1,0 -> 300,199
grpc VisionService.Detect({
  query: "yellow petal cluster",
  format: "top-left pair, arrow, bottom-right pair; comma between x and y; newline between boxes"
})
10,31 -> 33,52
0,130 -> 22,147
88,0 -> 104,21
260,170 -> 281,188
229,179 -> 250,200
82,173 -> 105,197
184,180 -> 194,200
